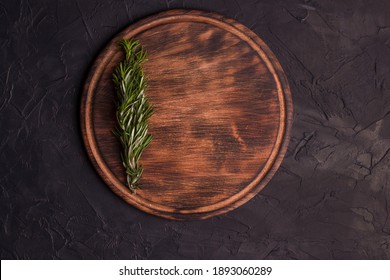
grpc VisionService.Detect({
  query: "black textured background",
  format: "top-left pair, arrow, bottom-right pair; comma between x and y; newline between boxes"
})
1,0 -> 390,260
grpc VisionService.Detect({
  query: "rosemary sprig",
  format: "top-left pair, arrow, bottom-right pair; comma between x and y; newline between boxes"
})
113,39 -> 153,193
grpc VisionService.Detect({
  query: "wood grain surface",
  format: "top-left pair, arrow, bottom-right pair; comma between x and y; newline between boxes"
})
80,10 -> 293,220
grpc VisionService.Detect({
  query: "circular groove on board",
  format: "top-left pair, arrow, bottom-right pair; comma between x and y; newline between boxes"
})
81,10 -> 293,219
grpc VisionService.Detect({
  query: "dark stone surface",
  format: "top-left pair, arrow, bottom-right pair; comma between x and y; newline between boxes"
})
1,0 -> 390,259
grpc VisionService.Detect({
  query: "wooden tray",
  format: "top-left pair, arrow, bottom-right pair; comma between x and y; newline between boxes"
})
81,10 -> 293,220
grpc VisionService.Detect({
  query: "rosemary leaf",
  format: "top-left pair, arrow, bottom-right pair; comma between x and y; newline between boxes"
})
113,39 -> 153,193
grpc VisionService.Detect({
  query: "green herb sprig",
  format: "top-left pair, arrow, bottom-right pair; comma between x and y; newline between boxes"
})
113,39 -> 153,192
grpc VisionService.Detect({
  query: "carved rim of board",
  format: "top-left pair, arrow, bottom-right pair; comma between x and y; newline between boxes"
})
80,10 -> 293,219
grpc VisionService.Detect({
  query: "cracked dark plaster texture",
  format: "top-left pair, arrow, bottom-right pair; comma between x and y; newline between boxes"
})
1,0 -> 390,259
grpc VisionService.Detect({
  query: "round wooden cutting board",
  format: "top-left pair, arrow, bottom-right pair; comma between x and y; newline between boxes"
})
81,10 -> 293,220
